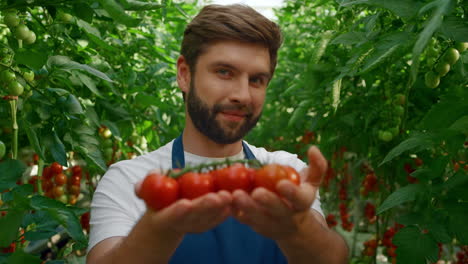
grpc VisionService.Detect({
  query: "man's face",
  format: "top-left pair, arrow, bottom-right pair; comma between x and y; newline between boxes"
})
183,41 -> 271,144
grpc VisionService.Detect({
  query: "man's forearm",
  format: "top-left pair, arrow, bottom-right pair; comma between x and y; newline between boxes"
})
276,211 -> 349,264
90,211 -> 184,264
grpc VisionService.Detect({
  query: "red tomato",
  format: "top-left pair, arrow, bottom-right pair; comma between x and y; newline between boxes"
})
213,163 -> 253,193
178,172 -> 215,199
140,173 -> 179,210
70,175 -> 81,186
41,178 -> 53,192
50,162 -> 63,175
72,165 -> 82,176
69,185 -> 81,195
253,164 -> 300,193
53,186 -> 64,198
42,167 -> 53,179
54,173 -> 67,186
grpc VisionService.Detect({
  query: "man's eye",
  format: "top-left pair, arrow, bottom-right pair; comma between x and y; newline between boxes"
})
217,69 -> 230,76
250,77 -> 264,86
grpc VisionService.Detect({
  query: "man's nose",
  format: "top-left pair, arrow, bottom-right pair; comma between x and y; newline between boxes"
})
229,75 -> 251,104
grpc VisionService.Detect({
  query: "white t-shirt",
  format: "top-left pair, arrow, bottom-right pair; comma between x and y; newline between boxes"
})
87,139 -> 324,253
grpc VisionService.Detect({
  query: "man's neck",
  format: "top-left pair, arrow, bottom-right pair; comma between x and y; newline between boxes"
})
182,122 -> 243,158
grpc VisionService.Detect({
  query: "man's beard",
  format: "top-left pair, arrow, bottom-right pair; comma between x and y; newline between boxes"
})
186,81 -> 261,144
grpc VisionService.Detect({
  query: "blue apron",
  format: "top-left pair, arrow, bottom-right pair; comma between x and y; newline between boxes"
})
169,135 -> 288,264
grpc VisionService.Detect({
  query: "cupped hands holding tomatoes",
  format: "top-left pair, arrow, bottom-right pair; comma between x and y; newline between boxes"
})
135,146 -> 327,238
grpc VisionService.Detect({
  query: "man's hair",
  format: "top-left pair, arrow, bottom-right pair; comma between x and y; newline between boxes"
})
181,4 -> 283,76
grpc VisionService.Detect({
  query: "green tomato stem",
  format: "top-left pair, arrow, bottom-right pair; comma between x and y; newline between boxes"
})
37,159 -> 44,195
168,159 -> 263,178
9,99 -> 18,159
18,39 -> 22,49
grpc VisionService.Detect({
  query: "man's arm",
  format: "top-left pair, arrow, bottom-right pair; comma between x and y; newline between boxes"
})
86,191 -> 233,264
276,210 -> 349,264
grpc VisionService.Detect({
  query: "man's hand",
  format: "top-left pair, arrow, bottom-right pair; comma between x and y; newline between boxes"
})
231,146 -> 328,240
135,174 -> 233,236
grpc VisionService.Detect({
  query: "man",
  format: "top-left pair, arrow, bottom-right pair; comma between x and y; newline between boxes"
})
86,4 -> 348,264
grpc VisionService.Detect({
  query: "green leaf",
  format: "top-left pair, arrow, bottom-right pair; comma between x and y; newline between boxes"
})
97,0 -> 141,27
15,49 -> 48,70
4,250 -> 42,264
440,16 -> 468,42
53,209 -> 88,249
393,226 -> 439,263
380,133 -> 434,165
420,95 -> 468,130
443,171 -> 468,192
331,32 -> 367,45
61,94 -> 84,115
76,145 -> 107,172
73,3 -> 95,23
45,131 -> 67,166
76,19 -> 101,38
0,160 -> 27,191
0,210 -> 25,247
358,32 -> 412,74
376,184 -> 424,215
288,100 -> 311,127
449,115 -> 468,133
21,120 -> 44,160
119,0 -> 165,10
47,56 -> 112,82
76,72 -> 103,97
448,205 -> 468,244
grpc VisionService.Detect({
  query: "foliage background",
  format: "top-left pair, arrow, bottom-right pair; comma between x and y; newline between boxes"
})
0,0 -> 467,263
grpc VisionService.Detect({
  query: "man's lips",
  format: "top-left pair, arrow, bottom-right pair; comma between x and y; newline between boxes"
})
219,111 -> 247,121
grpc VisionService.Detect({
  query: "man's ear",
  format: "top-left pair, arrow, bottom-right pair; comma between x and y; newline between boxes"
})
177,55 -> 190,94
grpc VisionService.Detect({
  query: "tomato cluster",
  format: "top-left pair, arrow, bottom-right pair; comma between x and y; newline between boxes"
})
139,163 -> 300,210
28,162 -> 83,204
457,246 -> 468,264
424,39 -> 467,89
362,239 -> 377,257
338,202 -> 354,231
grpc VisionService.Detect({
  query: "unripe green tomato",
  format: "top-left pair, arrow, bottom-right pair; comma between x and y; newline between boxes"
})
426,47 -> 439,58
394,93 -> 406,105
57,12 -> 73,23
4,13 -> 20,28
0,70 -> 15,83
394,105 -> 405,116
424,71 -> 440,89
23,71 -> 34,82
435,62 -> 450,77
454,42 -> 467,53
103,147 -> 113,160
57,194 -> 68,204
379,131 -> 393,142
101,128 -> 112,139
0,140 -> 5,159
102,138 -> 113,148
14,24 -> 30,40
389,127 -> 399,137
8,81 -> 24,96
443,48 -> 460,65
24,31 -> 36,45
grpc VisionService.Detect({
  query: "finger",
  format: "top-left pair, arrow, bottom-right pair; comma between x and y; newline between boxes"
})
307,146 -> 328,186
277,180 -> 317,212
232,190 -> 265,224
251,187 -> 291,218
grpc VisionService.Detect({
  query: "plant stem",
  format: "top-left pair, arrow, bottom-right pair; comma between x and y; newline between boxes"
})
9,99 -> 18,159
37,159 -> 44,195
168,159 -> 263,178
